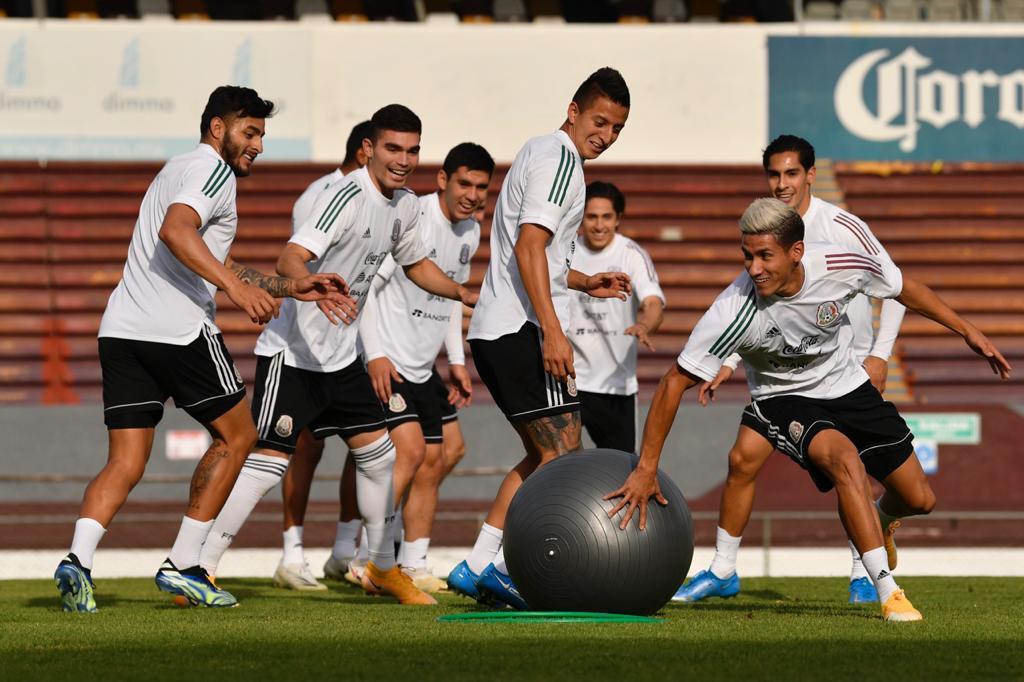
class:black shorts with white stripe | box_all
[99,328,245,429]
[432,366,459,424]
[740,380,913,493]
[384,368,451,443]
[251,353,386,454]
[469,322,579,423]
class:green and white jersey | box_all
[254,167,426,373]
[468,130,585,340]
[678,241,903,401]
[99,143,237,345]
[292,168,345,231]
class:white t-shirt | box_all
[254,167,426,372]
[359,193,480,383]
[468,130,585,340]
[99,143,237,345]
[677,241,904,401]
[292,168,345,231]
[568,234,665,395]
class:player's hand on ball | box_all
[604,468,668,531]
[367,357,402,403]
[698,365,734,406]
[585,271,632,300]
[963,326,1012,379]
[624,322,655,351]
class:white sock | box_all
[69,518,106,570]
[333,520,361,560]
[402,537,430,570]
[396,529,406,566]
[876,497,900,529]
[709,526,742,579]
[466,523,503,575]
[849,540,869,580]
[282,525,304,565]
[168,516,214,570]
[197,453,288,574]
[861,546,898,603]
[491,546,507,574]
[356,526,369,562]
[352,434,397,570]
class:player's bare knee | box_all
[912,485,936,515]
[446,440,466,467]
[727,447,760,481]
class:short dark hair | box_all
[369,104,422,141]
[763,134,815,172]
[572,67,630,111]
[343,120,374,165]
[442,142,495,177]
[585,181,626,215]
[200,86,275,136]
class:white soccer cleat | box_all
[401,566,447,593]
[273,561,328,591]
[323,554,354,582]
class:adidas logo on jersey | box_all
[362,228,371,238]
[428,248,438,258]
[765,326,781,339]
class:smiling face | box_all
[565,95,629,161]
[216,115,265,177]
[581,196,619,251]
[363,129,420,197]
[741,233,804,298]
[765,151,815,215]
[438,166,491,223]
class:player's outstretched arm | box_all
[624,296,665,351]
[603,364,700,530]
[568,269,632,300]
[274,243,357,325]
[897,277,1011,379]
[403,258,476,307]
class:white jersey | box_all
[360,193,480,383]
[292,168,345,231]
[99,143,237,345]
[568,234,665,395]
[254,167,426,372]
[468,130,585,340]
[678,242,904,401]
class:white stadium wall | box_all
[0,20,1023,163]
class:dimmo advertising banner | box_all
[769,36,1024,161]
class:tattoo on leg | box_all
[189,439,231,511]
[523,412,582,458]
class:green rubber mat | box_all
[437,611,662,623]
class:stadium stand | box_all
[0,160,1020,406]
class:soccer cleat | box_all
[476,563,529,611]
[273,561,328,591]
[446,560,482,600]
[361,562,437,605]
[322,554,353,582]
[401,565,447,593]
[883,520,901,571]
[344,557,367,588]
[848,577,879,603]
[155,559,238,608]
[881,588,922,622]
[671,570,741,603]
[54,553,97,613]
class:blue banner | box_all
[769,37,1024,161]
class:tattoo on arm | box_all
[228,261,293,298]
[522,411,582,458]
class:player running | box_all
[54,86,350,612]
[447,67,633,609]
[606,198,1011,622]
[569,181,665,452]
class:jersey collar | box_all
[554,129,582,162]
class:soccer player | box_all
[446,67,633,609]
[357,142,495,592]
[569,181,665,452]
[273,119,374,591]
[53,86,351,612]
[606,198,1011,622]
[197,104,476,606]
[673,135,908,605]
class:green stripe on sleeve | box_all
[203,163,232,198]
[546,146,567,203]
[555,155,576,206]
[708,291,756,357]
[313,185,353,232]
[317,186,361,233]
[200,161,224,195]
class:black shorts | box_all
[384,368,452,444]
[579,390,637,453]
[740,380,913,493]
[469,322,579,422]
[99,329,246,429]
[252,353,386,454]
[435,366,458,425]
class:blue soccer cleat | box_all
[848,576,879,603]
[155,559,238,608]
[671,569,741,603]
[446,560,482,600]
[54,553,97,613]
[476,563,529,611]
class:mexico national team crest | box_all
[459,243,470,265]
[391,219,401,242]
[388,393,407,413]
[565,375,578,397]
[815,301,842,328]
[788,420,804,443]
[275,415,294,438]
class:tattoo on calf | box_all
[524,412,582,458]
[188,439,232,511]
[229,261,292,298]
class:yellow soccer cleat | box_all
[362,562,438,605]
[881,589,922,622]
[401,566,447,593]
[883,520,901,570]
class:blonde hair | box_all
[739,198,804,247]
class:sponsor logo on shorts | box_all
[388,393,407,412]
[275,415,293,438]
[566,375,578,397]
[391,219,401,242]
[788,420,804,442]
[459,243,470,265]
[816,301,842,328]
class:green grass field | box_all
[3,577,1022,681]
